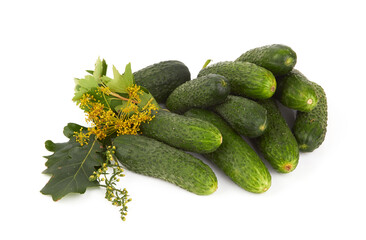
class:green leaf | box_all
[100,75,112,85]
[72,75,99,102]
[93,57,107,82]
[122,62,135,85]
[63,123,86,138]
[43,139,79,169]
[104,64,134,94]
[80,75,99,89]
[138,90,160,110]
[103,66,125,93]
[41,135,103,201]
[73,58,108,102]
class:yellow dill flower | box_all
[127,85,141,103]
[121,101,139,115]
[74,128,91,146]
[75,84,158,145]
[79,93,95,109]
[99,86,112,95]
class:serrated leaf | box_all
[79,75,99,89]
[73,58,108,102]
[72,75,99,102]
[100,75,112,85]
[105,64,134,94]
[41,135,103,201]
[123,62,134,85]
[138,90,160,110]
[44,140,73,156]
[63,123,86,138]
[93,57,107,82]
[43,139,79,169]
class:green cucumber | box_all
[293,82,328,152]
[275,69,318,112]
[134,60,191,103]
[140,110,222,153]
[198,61,276,99]
[236,44,297,76]
[114,135,218,195]
[166,74,230,114]
[213,95,267,138]
[184,108,271,193]
[253,99,299,173]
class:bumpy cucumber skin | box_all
[140,110,222,154]
[253,99,299,173]
[198,61,276,100]
[184,108,271,193]
[275,69,319,112]
[166,74,230,114]
[293,82,328,152]
[114,135,218,195]
[134,60,190,103]
[236,44,297,76]
[213,95,267,138]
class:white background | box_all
[1,0,365,239]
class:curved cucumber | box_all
[134,60,191,103]
[140,110,222,154]
[166,74,230,114]
[114,135,218,195]
[236,44,297,76]
[293,82,328,152]
[253,99,299,173]
[213,95,267,138]
[184,108,271,193]
[275,69,318,112]
[198,61,276,99]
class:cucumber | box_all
[184,108,271,193]
[198,61,276,100]
[275,69,318,112]
[253,99,299,173]
[166,74,230,114]
[140,110,222,153]
[134,60,191,103]
[114,135,218,195]
[213,95,267,138]
[293,82,328,152]
[236,44,297,76]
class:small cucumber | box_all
[253,99,299,173]
[134,60,191,103]
[293,82,328,152]
[140,110,222,154]
[236,44,297,76]
[275,69,318,112]
[213,95,267,138]
[114,135,218,195]
[198,61,276,100]
[184,108,271,193]
[166,74,230,114]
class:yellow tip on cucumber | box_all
[285,57,294,66]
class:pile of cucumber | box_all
[114,44,328,195]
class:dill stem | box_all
[109,92,138,104]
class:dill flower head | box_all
[74,84,158,145]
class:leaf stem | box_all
[109,91,138,104]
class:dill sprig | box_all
[74,85,158,146]
[89,146,131,221]
[71,59,159,221]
